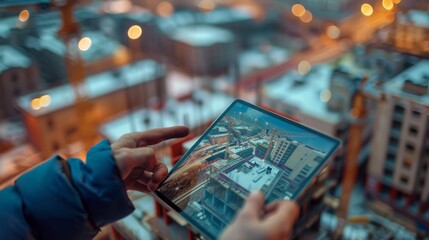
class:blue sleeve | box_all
[0,140,135,239]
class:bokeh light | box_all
[127,25,142,40]
[320,89,332,102]
[326,25,341,39]
[298,60,312,75]
[156,1,175,17]
[361,3,374,17]
[40,95,51,108]
[78,37,92,51]
[300,11,313,23]
[291,4,306,17]
[18,10,30,22]
[382,0,394,10]
[198,0,216,12]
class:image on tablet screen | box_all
[158,101,338,237]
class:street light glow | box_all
[40,95,51,107]
[361,3,373,16]
[326,25,341,39]
[198,0,216,12]
[78,37,92,51]
[291,4,305,17]
[298,60,312,75]
[320,89,332,102]
[128,25,142,40]
[18,10,30,22]
[300,11,313,23]
[382,0,394,10]
[31,98,41,110]
[392,0,401,4]
[156,1,174,17]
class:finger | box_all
[237,191,265,220]
[115,147,156,179]
[128,181,151,193]
[136,171,153,185]
[127,126,189,147]
[147,163,168,192]
[264,200,282,216]
[261,201,299,237]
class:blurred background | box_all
[0,0,428,239]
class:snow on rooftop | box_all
[0,45,31,73]
[384,60,429,105]
[17,59,163,116]
[230,145,252,154]
[25,30,121,61]
[169,25,234,47]
[224,157,279,191]
[264,64,342,124]
[399,10,429,28]
[239,46,291,75]
[99,91,234,141]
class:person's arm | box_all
[0,126,189,240]
[220,191,300,240]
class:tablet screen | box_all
[155,100,340,238]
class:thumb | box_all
[114,147,155,179]
[237,191,265,220]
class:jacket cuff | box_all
[67,140,135,228]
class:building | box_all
[255,142,269,159]
[209,133,229,145]
[16,59,166,157]
[379,10,429,57]
[0,45,39,119]
[167,25,236,76]
[366,60,429,226]
[227,145,253,159]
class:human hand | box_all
[111,126,189,193]
[220,191,300,240]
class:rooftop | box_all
[384,60,429,105]
[25,30,122,61]
[169,25,234,47]
[0,45,31,73]
[100,91,234,141]
[398,10,429,28]
[17,59,164,116]
[264,64,342,125]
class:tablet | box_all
[155,99,341,239]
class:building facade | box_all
[367,60,429,225]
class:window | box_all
[384,168,393,178]
[412,109,421,118]
[400,176,409,185]
[392,119,402,129]
[406,143,415,152]
[394,104,405,114]
[409,125,418,135]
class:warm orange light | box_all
[298,60,312,75]
[291,4,305,17]
[320,89,332,102]
[198,0,216,12]
[361,3,373,16]
[127,25,142,40]
[31,98,41,110]
[18,10,30,22]
[392,0,401,4]
[382,0,394,10]
[156,1,174,17]
[78,37,92,51]
[300,11,313,23]
[40,95,51,107]
[326,25,341,39]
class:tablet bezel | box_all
[153,99,341,239]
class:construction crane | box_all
[2,1,94,154]
[225,116,241,143]
[263,129,277,161]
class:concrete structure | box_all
[17,59,165,157]
[367,60,429,225]
[0,45,39,119]
[380,10,429,57]
[167,25,236,76]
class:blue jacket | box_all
[0,140,135,239]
